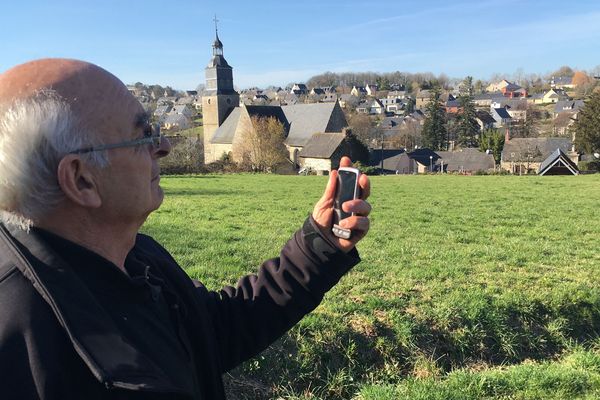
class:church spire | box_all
[212,15,223,56]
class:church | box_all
[202,29,349,169]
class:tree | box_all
[573,92,600,153]
[348,113,380,146]
[234,116,289,172]
[404,97,415,115]
[455,77,480,148]
[159,138,204,174]
[421,87,447,150]
[551,66,574,77]
[479,129,504,164]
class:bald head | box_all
[0,59,140,133]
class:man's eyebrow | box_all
[134,112,151,129]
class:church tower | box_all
[203,18,240,163]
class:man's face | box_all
[92,91,171,227]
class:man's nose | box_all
[154,135,172,158]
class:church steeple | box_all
[203,16,240,163]
[212,16,223,56]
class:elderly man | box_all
[0,59,371,399]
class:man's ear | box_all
[57,155,102,208]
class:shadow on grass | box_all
[225,296,600,399]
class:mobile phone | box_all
[332,167,361,239]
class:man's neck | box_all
[36,212,140,271]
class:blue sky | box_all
[1,0,599,90]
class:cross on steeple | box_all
[213,15,219,35]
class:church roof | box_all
[281,102,344,147]
[210,108,242,144]
[299,132,345,159]
[207,55,231,68]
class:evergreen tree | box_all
[404,97,415,115]
[573,91,600,154]
[421,87,447,150]
[456,76,480,148]
[479,129,505,164]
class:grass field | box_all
[141,173,600,399]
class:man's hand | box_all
[312,156,371,252]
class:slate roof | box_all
[552,76,573,86]
[538,148,579,175]
[154,105,171,116]
[282,102,345,147]
[368,149,406,171]
[554,99,585,114]
[298,132,345,159]
[407,148,440,165]
[172,105,191,114]
[164,113,190,126]
[210,108,242,144]
[493,108,512,119]
[502,137,572,162]
[476,110,496,125]
[436,148,495,172]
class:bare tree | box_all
[233,116,289,172]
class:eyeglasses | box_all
[69,124,162,154]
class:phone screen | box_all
[336,170,358,220]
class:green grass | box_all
[170,125,203,139]
[141,174,600,399]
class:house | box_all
[436,148,495,173]
[491,107,512,128]
[554,99,585,118]
[415,90,431,109]
[531,89,569,104]
[365,84,379,96]
[356,100,370,114]
[310,88,326,96]
[383,98,404,114]
[368,149,407,173]
[538,148,579,175]
[501,83,527,98]
[473,93,504,107]
[298,129,365,173]
[475,110,496,131]
[338,94,357,108]
[351,86,367,97]
[153,105,172,121]
[550,76,575,90]
[500,137,578,173]
[369,99,385,115]
[171,104,194,119]
[163,113,191,131]
[321,93,338,103]
[445,99,462,114]
[290,83,308,95]
[396,148,440,174]
[387,90,407,99]
[486,79,512,92]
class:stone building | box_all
[202,30,348,167]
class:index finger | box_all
[339,156,352,168]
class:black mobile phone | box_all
[332,167,361,239]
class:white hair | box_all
[0,91,109,229]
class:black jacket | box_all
[0,218,359,399]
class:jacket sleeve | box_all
[198,216,360,372]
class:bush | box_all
[160,137,203,174]
[579,160,600,172]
